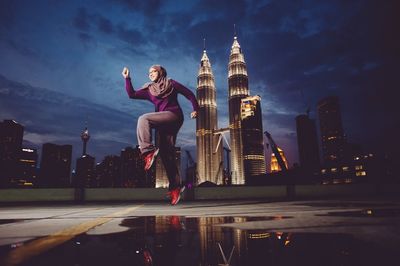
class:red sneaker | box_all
[166,186,185,199]
[170,187,181,205]
[143,148,159,171]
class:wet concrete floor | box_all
[0,198,399,265]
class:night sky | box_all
[1,0,399,168]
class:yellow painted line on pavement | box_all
[3,205,144,266]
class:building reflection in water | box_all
[122,215,290,265]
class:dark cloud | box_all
[114,0,162,16]
[195,0,247,20]
[73,7,91,32]
[3,39,38,58]
[0,0,19,30]
[264,112,297,132]
[115,23,145,48]
[246,1,303,33]
[72,7,144,51]
[78,32,94,44]
[97,16,114,34]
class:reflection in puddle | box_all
[295,202,396,208]
[319,208,400,218]
[0,219,21,225]
[16,216,397,266]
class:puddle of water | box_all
[5,216,397,266]
[0,219,23,225]
[295,202,396,208]
[318,208,400,218]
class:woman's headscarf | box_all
[144,65,174,98]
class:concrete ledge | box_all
[0,188,75,202]
[1,184,399,203]
[85,188,169,201]
[193,186,287,200]
[295,183,377,198]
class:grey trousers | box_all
[137,111,183,190]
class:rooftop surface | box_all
[0,196,399,265]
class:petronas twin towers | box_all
[196,36,266,185]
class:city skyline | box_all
[0,0,398,166]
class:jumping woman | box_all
[122,65,198,205]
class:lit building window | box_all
[321,169,326,174]
[342,166,349,171]
[331,168,337,173]
[355,165,363,170]
[356,171,367,176]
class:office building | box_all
[317,96,347,165]
[39,143,72,187]
[241,95,266,177]
[296,113,320,173]
[0,119,24,187]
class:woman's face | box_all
[149,67,159,82]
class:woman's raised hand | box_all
[122,67,130,78]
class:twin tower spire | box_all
[196,36,265,185]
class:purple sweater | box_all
[125,78,199,119]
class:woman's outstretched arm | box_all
[122,67,149,100]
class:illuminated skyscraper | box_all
[241,95,266,177]
[317,96,347,165]
[228,36,249,184]
[196,49,223,185]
